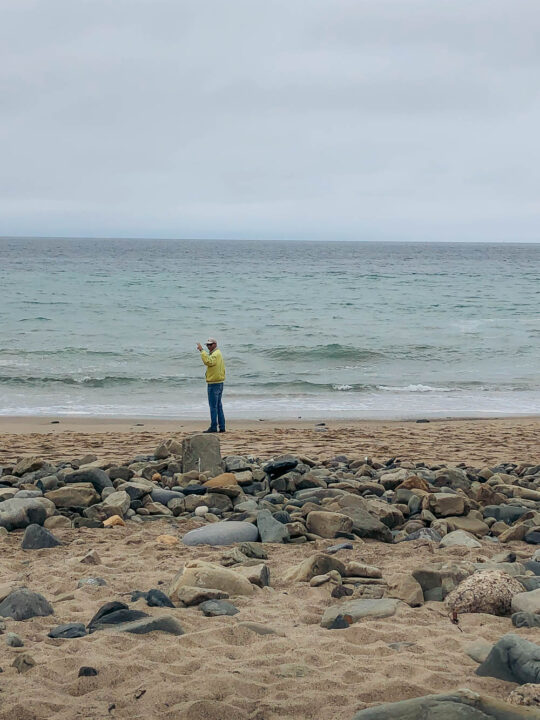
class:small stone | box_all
[80,549,101,565]
[512,612,540,628]
[310,571,341,587]
[103,515,125,527]
[77,577,107,588]
[21,524,62,550]
[326,542,354,554]
[12,653,36,673]
[439,530,482,548]
[331,585,353,599]
[156,534,178,546]
[174,586,229,606]
[146,589,175,608]
[113,615,184,635]
[199,599,239,616]
[78,666,98,676]
[194,505,209,516]
[6,632,23,647]
[48,623,88,639]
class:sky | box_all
[1,1,539,242]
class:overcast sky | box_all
[1,1,539,242]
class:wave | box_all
[378,384,453,393]
[0,347,129,358]
[258,344,385,362]
[0,374,193,388]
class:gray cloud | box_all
[1,0,539,240]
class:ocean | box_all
[0,238,538,419]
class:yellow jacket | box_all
[200,348,225,383]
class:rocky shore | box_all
[1,433,540,719]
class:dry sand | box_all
[1,417,540,719]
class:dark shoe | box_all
[219,429,226,433]
[203,428,218,433]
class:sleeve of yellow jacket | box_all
[200,349,226,383]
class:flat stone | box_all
[257,509,289,543]
[12,653,35,674]
[169,560,254,598]
[512,589,540,615]
[45,484,100,508]
[87,601,149,632]
[182,521,258,547]
[199,599,239,616]
[440,530,482,548]
[0,588,54,620]
[476,633,540,684]
[21,524,62,550]
[173,586,229,606]
[182,434,222,476]
[321,598,401,628]
[63,468,113,493]
[48,623,88,639]
[112,615,184,635]
[13,457,46,476]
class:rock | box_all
[512,612,540,628]
[483,505,530,524]
[44,516,71,530]
[235,563,270,588]
[310,570,342,587]
[182,434,222,476]
[80,549,101,565]
[6,632,24,647]
[424,492,466,517]
[194,505,209,517]
[78,666,98,676]
[21,524,62,550]
[344,562,381,578]
[199,599,239,616]
[284,553,346,582]
[173,586,229,606]
[102,490,130,516]
[507,684,540,708]
[525,531,540,545]
[512,589,540,615]
[331,585,353,598]
[331,505,392,542]
[112,615,184,635]
[63,468,113,493]
[13,457,46,476]
[12,653,35,674]
[0,497,56,531]
[388,575,424,607]
[182,521,258,547]
[0,588,54,620]
[321,598,401,628]
[264,458,298,478]
[446,570,525,616]
[87,601,149,631]
[257,509,289,543]
[440,530,482,548]
[399,527,442,542]
[48,623,88,639]
[237,621,285,636]
[103,515,125,527]
[525,561,540,576]
[146,589,175,608]
[465,639,493,663]
[203,473,242,496]
[326,542,354,554]
[412,561,476,600]
[45,484,100,507]
[352,688,538,718]
[169,560,255,598]
[476,633,540,684]
[77,577,107,588]
[118,480,153,500]
[305,511,353,538]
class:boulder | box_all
[63,468,113,493]
[446,570,525,616]
[476,633,540,685]
[424,492,466,517]
[331,505,392,542]
[235,563,270,588]
[102,490,130,516]
[182,521,258,547]
[0,497,56,531]
[440,530,482,548]
[257,509,289,543]
[0,588,54,620]
[21,524,62,550]
[306,511,353,538]
[182,434,222,476]
[321,598,401,628]
[169,560,255,598]
[45,484,99,508]
[512,589,540,615]
[352,688,539,719]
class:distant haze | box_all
[1,1,539,241]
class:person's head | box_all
[206,337,217,351]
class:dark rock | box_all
[87,601,149,632]
[328,615,350,630]
[21,524,62,550]
[352,689,534,718]
[272,510,291,524]
[199,599,239,616]
[72,517,103,529]
[482,505,529,524]
[257,509,289,543]
[512,612,540,629]
[108,466,134,481]
[146,589,175,608]
[331,585,353,599]
[521,577,540,592]
[63,468,113,493]
[476,633,540,684]
[525,531,540,545]
[264,458,298,479]
[524,560,540,576]
[78,666,98,676]
[48,623,88,639]
[182,485,207,496]
[114,615,184,635]
[337,506,393,543]
[0,588,54,620]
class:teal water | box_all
[0,238,539,418]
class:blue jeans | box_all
[207,382,225,431]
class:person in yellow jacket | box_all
[196,337,226,433]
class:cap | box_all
[206,338,217,345]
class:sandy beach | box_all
[1,417,540,720]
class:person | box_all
[196,338,226,433]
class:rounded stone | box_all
[182,521,258,546]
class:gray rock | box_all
[483,505,529,524]
[6,632,24,647]
[257,509,289,543]
[0,497,56,531]
[12,457,46,476]
[183,521,258,547]
[399,527,442,543]
[512,589,540,615]
[77,577,107,588]
[326,542,354,554]
[476,633,540,684]
[224,456,251,472]
[321,598,401,628]
[113,615,184,635]
[63,468,113,493]
[199,599,239,616]
[524,560,540,576]
[150,488,184,506]
[182,434,222,476]
[14,490,43,499]
[335,506,393,543]
[48,623,87,639]
[21,524,62,550]
[465,639,493,663]
[440,530,482,549]
[352,688,538,719]
[0,588,54,620]
[87,601,148,631]
[512,612,540,629]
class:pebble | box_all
[6,632,23,647]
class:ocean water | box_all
[0,238,539,419]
